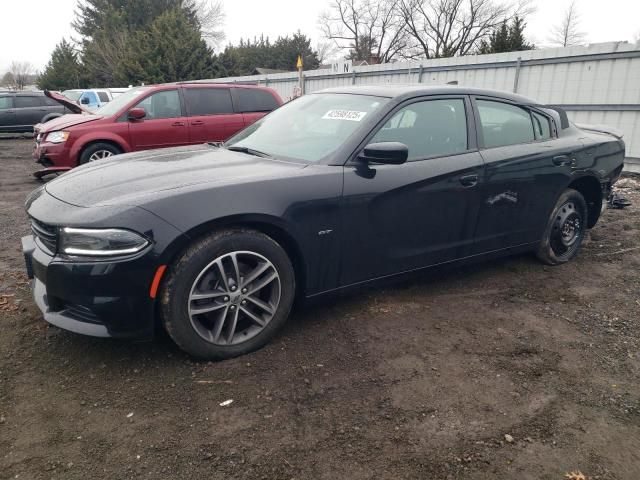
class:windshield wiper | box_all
[225,145,272,158]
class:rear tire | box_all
[79,142,122,164]
[160,229,295,360]
[536,188,588,265]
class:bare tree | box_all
[319,0,409,63]
[398,0,531,58]
[8,61,35,90]
[316,41,341,64]
[548,1,585,47]
[186,0,225,48]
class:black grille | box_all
[62,304,102,324]
[30,218,58,254]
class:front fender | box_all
[70,131,132,164]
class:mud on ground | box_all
[1,138,639,480]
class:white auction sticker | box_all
[322,109,367,121]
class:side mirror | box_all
[128,107,146,120]
[359,142,408,165]
[80,97,90,105]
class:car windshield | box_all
[225,93,389,163]
[62,90,82,101]
[94,87,150,116]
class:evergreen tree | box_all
[478,16,534,54]
[220,32,319,76]
[117,8,223,84]
[37,39,84,90]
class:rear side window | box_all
[0,96,13,109]
[371,99,468,160]
[97,92,110,102]
[184,88,233,115]
[532,111,551,140]
[232,88,279,113]
[15,96,43,108]
[477,100,535,148]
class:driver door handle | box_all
[459,174,478,188]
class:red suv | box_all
[33,83,282,179]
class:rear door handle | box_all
[191,120,204,126]
[171,121,185,127]
[459,174,478,188]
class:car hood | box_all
[44,89,92,114]
[37,113,102,133]
[44,144,309,208]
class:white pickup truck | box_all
[61,88,129,111]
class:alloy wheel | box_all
[88,149,114,162]
[187,251,281,345]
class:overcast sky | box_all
[1,0,639,74]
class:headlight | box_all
[46,131,70,143]
[59,227,149,256]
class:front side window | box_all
[371,99,468,160]
[184,88,233,115]
[477,100,535,148]
[134,90,182,120]
[226,93,388,163]
[0,96,13,109]
[532,111,552,140]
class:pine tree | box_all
[37,39,84,90]
[478,16,534,54]
[117,8,223,85]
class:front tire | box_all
[79,142,122,164]
[160,229,295,360]
[536,188,588,265]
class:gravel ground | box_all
[1,138,639,480]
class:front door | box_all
[340,96,484,286]
[129,89,190,150]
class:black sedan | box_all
[23,85,625,359]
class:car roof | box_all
[316,85,538,105]
[10,91,45,96]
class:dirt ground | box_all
[0,137,639,480]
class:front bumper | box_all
[33,140,73,168]
[22,234,157,340]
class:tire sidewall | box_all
[160,229,295,360]
[537,188,588,265]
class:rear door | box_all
[183,87,242,143]
[14,95,48,127]
[128,89,190,150]
[0,95,16,130]
[231,88,280,127]
[471,97,573,253]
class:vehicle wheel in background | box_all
[160,229,296,360]
[40,113,62,124]
[536,188,588,265]
[79,142,122,164]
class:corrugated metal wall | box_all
[204,42,640,166]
